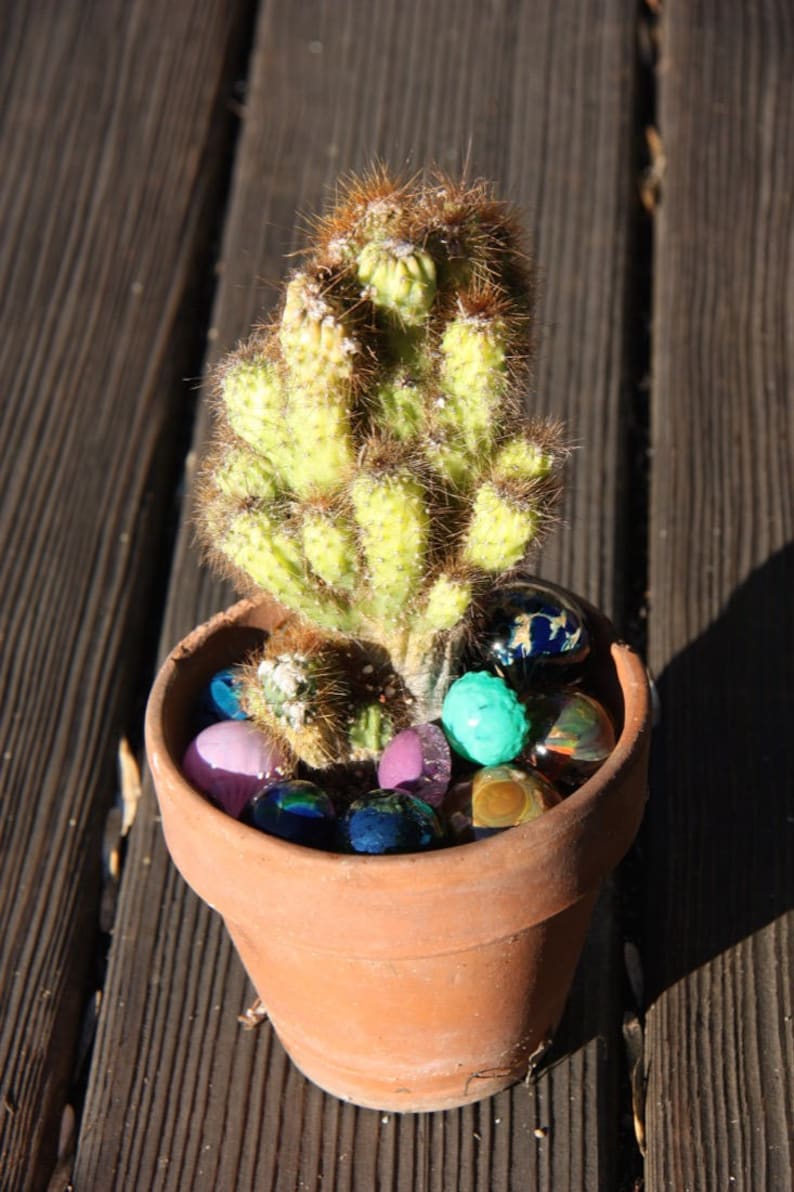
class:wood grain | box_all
[0,1,254,1187]
[75,0,640,1187]
[645,2,794,1187]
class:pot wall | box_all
[146,596,650,1111]
[228,891,598,1109]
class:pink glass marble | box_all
[182,720,290,819]
[377,723,452,807]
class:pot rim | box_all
[145,593,651,904]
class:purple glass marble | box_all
[182,720,290,819]
[377,723,452,807]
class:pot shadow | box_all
[642,541,794,1003]
[536,543,794,1068]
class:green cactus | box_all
[197,171,566,765]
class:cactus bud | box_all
[213,445,279,504]
[285,385,355,497]
[437,313,509,449]
[347,702,400,760]
[463,482,538,572]
[415,574,473,633]
[280,272,359,390]
[493,435,556,483]
[357,241,437,325]
[372,371,426,441]
[222,509,304,599]
[240,623,412,767]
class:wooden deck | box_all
[1,1,792,1188]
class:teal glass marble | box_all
[441,671,529,766]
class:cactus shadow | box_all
[643,541,794,1002]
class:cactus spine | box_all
[197,170,566,766]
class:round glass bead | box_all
[182,720,290,819]
[248,779,336,849]
[338,791,444,855]
[441,671,529,766]
[377,723,452,807]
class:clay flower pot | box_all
[145,592,650,1112]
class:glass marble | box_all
[198,667,248,724]
[522,690,615,788]
[477,580,590,685]
[377,723,452,807]
[182,720,290,819]
[470,765,562,837]
[248,779,336,849]
[441,671,529,766]
[338,791,444,855]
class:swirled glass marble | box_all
[339,791,444,855]
[523,690,615,788]
[248,779,336,848]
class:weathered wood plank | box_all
[646,2,794,1188]
[75,0,640,1187]
[0,1,254,1187]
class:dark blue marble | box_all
[338,791,444,855]
[478,580,590,684]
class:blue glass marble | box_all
[198,667,248,725]
[477,580,589,684]
[248,779,336,849]
[338,791,444,855]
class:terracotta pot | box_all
[145,593,650,1112]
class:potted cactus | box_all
[145,171,651,1111]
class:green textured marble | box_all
[441,671,529,766]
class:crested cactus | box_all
[197,170,567,767]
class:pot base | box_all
[275,1021,537,1112]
